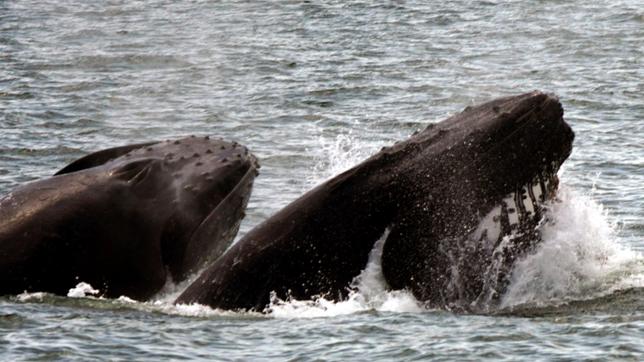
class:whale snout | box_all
[118,136,260,280]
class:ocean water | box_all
[1,0,643,360]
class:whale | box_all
[0,136,259,300]
[176,91,574,312]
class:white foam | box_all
[67,282,100,298]
[16,292,48,302]
[116,296,138,304]
[152,301,257,318]
[500,185,644,308]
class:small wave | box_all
[495,287,644,318]
[0,91,34,100]
[13,287,249,319]
[265,290,423,319]
[75,54,193,70]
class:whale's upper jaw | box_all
[413,91,573,193]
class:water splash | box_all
[305,131,382,188]
[67,282,100,298]
[266,229,422,318]
[500,185,644,309]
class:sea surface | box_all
[1,1,643,360]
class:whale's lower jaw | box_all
[441,171,560,312]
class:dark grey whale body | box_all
[176,91,574,311]
[0,136,258,300]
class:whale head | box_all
[381,91,574,310]
[0,136,258,299]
